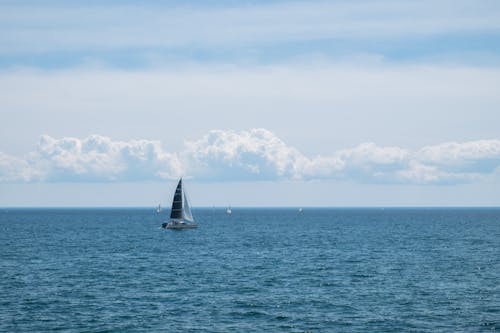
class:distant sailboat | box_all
[161,178,197,229]
[156,204,162,214]
[226,205,232,215]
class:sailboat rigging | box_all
[161,178,197,229]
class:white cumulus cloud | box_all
[4,134,183,182]
[0,151,39,182]
[416,140,500,173]
[183,129,309,180]
[334,142,410,182]
[0,129,499,185]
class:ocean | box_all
[1,208,499,332]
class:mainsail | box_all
[170,178,194,222]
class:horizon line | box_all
[2,205,499,209]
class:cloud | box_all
[1,130,499,185]
[416,140,500,173]
[396,161,480,185]
[1,134,182,182]
[1,1,499,54]
[0,151,39,182]
[334,143,409,183]
[2,63,499,152]
[183,128,310,180]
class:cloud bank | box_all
[1,129,499,185]
[0,135,181,183]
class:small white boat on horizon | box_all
[226,205,232,215]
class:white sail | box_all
[183,191,194,222]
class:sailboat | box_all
[226,205,232,215]
[156,204,162,214]
[161,178,197,229]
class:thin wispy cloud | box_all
[1,0,499,67]
[1,129,499,185]
[2,63,499,112]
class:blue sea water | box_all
[0,207,499,332]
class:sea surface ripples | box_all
[1,208,499,332]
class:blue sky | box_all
[1,0,500,206]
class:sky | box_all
[1,0,500,207]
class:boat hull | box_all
[162,221,198,229]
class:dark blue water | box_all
[1,208,499,332]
